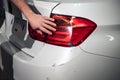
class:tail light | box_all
[28,14,97,47]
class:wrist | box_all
[20,5,36,21]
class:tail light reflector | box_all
[28,14,97,47]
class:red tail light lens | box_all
[28,14,97,47]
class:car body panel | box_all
[33,0,59,17]
[34,0,115,3]
[33,0,120,58]
[0,21,5,34]
[13,44,120,80]
[5,12,45,57]
[0,21,6,70]
[52,0,120,25]
[13,0,120,80]
[0,33,19,69]
[80,24,120,59]
[0,0,120,80]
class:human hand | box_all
[11,0,56,35]
[28,13,56,35]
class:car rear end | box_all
[1,0,120,80]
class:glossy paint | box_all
[0,0,120,80]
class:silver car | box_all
[0,0,120,80]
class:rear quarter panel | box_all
[52,0,120,58]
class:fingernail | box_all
[49,32,52,35]
[52,18,55,20]
[55,24,57,26]
[53,29,56,31]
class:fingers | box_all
[38,16,56,35]
[34,21,56,35]
[39,25,53,35]
[36,30,42,35]
[43,16,55,22]
[43,16,56,27]
[43,23,56,32]
[44,20,56,27]
[30,14,57,35]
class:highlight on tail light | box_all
[28,14,97,47]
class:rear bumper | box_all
[1,35,120,80]
[13,44,120,80]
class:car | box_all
[0,0,120,80]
